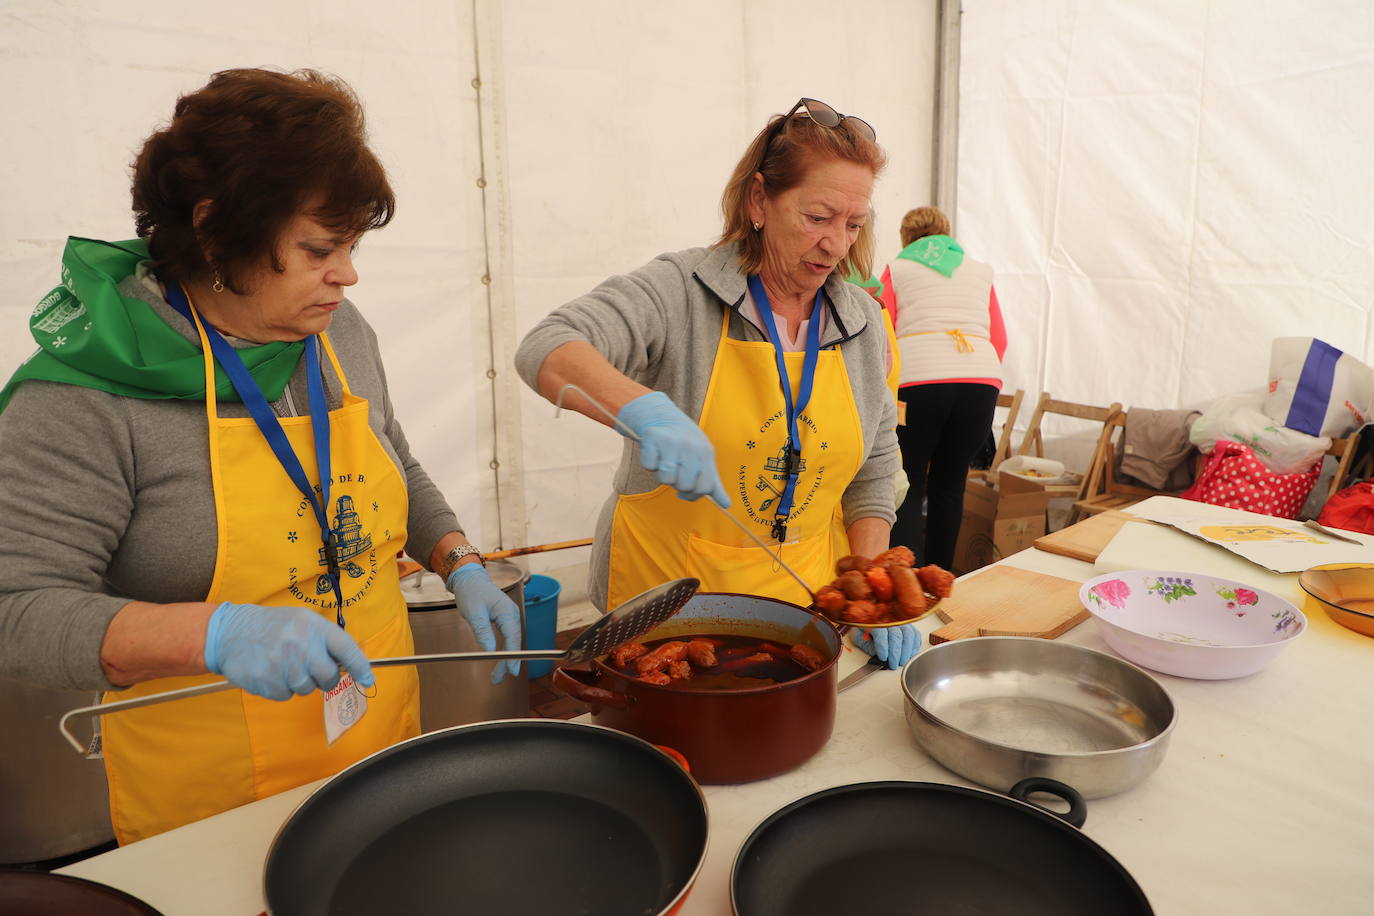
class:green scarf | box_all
[0,237,303,413]
[896,233,964,278]
[843,266,884,293]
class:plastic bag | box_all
[1189,394,1330,474]
[1180,439,1321,519]
[1317,482,1374,535]
[1262,337,1373,439]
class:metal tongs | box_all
[59,577,700,757]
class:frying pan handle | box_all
[1009,777,1088,829]
[551,667,632,709]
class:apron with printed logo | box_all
[100,303,418,844]
[607,297,866,609]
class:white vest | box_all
[888,254,1002,387]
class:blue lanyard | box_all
[746,275,823,543]
[165,284,346,628]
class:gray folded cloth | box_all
[1117,408,1202,490]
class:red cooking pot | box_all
[554,592,841,784]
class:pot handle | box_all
[1009,777,1088,829]
[551,666,632,709]
[653,745,691,773]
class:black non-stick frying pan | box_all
[263,719,707,916]
[732,779,1151,916]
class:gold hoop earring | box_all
[211,272,225,293]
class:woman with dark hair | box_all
[0,68,520,843]
[516,98,920,671]
[884,205,1007,569]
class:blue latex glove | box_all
[447,563,523,684]
[203,601,374,701]
[854,624,921,669]
[617,391,730,508]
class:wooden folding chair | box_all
[988,388,1026,473]
[1323,428,1365,500]
[968,388,1026,483]
[1069,410,1192,523]
[1014,393,1123,504]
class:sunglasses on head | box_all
[763,97,877,150]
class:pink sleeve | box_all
[879,265,898,326]
[988,284,1007,360]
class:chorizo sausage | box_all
[888,563,927,618]
[872,546,916,569]
[917,564,955,599]
[836,570,874,601]
[815,586,849,614]
[840,599,883,624]
[864,565,894,601]
[835,554,873,575]
[789,644,826,671]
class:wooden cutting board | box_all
[1032,510,1138,563]
[929,565,1088,644]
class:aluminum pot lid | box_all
[400,559,528,609]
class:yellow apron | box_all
[607,309,865,608]
[101,311,419,844]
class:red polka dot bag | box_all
[1180,439,1322,519]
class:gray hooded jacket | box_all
[515,243,900,611]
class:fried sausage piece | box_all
[667,660,693,680]
[835,554,873,575]
[815,586,849,615]
[835,570,874,601]
[917,564,955,599]
[840,599,883,624]
[864,565,894,601]
[872,546,916,569]
[611,642,649,668]
[888,563,927,618]
[686,639,718,668]
[635,640,689,676]
[639,671,672,686]
[789,644,826,671]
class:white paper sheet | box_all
[1124,496,1374,573]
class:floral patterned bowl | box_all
[1078,569,1306,679]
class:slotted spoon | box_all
[59,577,700,756]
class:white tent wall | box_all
[0,2,498,552]
[0,2,939,610]
[957,0,1374,465]
[495,0,939,601]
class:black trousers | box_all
[890,383,1000,569]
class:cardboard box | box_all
[953,475,1050,574]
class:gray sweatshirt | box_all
[0,267,460,691]
[514,243,901,611]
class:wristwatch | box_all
[436,544,485,579]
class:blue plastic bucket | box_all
[523,574,562,678]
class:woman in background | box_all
[885,206,1006,569]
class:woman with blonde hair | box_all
[517,98,919,669]
[883,205,1007,568]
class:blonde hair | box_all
[899,206,951,247]
[718,109,886,281]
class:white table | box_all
[60,525,1374,915]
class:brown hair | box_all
[131,68,395,293]
[718,107,886,281]
[899,206,951,247]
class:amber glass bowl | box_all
[1298,564,1374,639]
